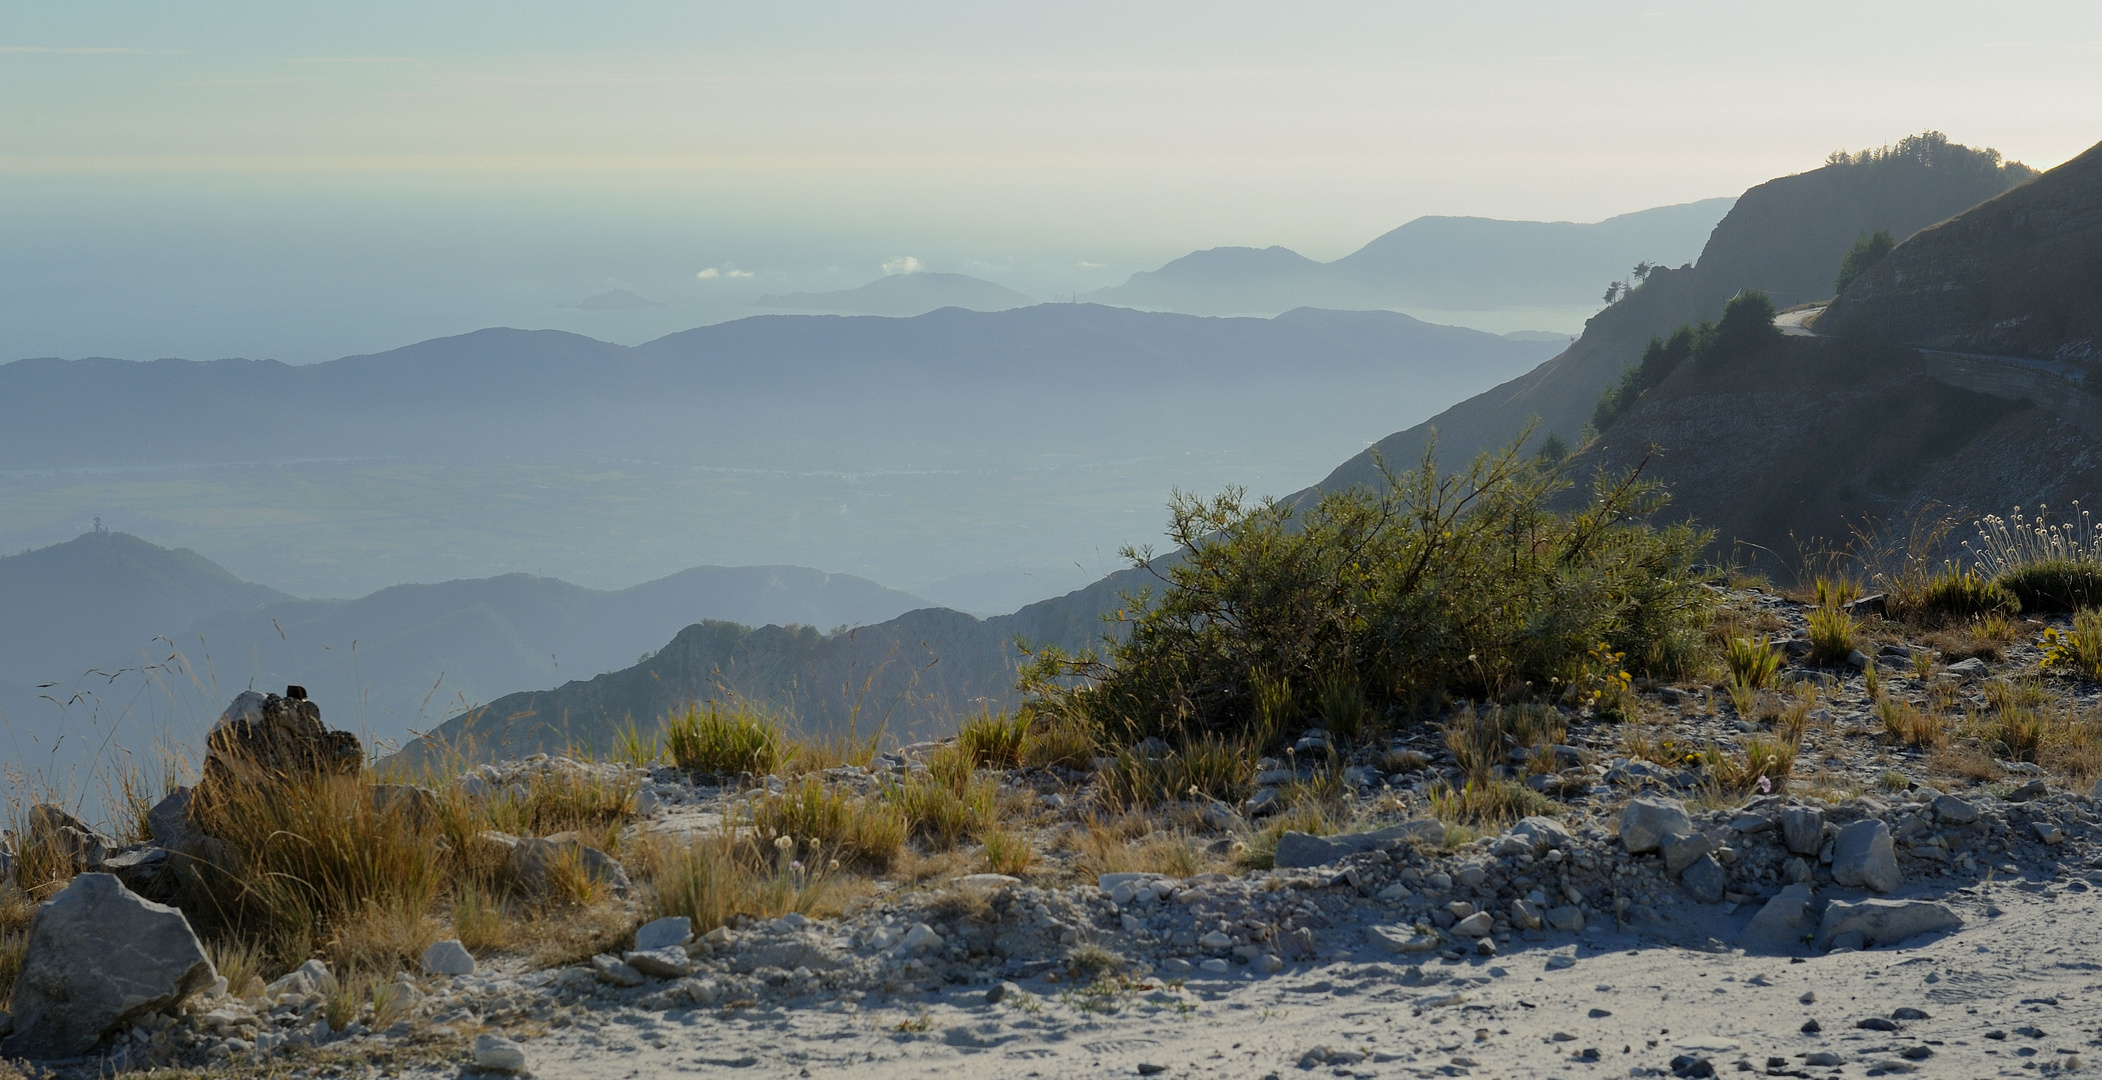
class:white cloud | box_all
[880,256,924,276]
[1077,261,1106,269]
[728,269,752,278]
[696,268,720,279]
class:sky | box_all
[5,1,2102,361]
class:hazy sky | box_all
[7,2,2101,360]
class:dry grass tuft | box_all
[749,777,907,871]
[957,711,1031,770]
[663,702,783,777]
[1877,697,1943,747]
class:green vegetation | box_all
[664,703,783,776]
[1723,635,1781,689]
[1591,291,1782,432]
[1967,506,2102,613]
[1834,230,1896,295]
[1024,435,1714,749]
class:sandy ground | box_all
[422,877,2098,1080]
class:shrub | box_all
[1805,605,1858,666]
[1876,698,1941,747]
[1891,565,2020,624]
[1019,714,1098,770]
[1426,778,1555,826]
[1099,735,1256,808]
[957,710,1030,769]
[890,754,996,851]
[748,777,906,870]
[1022,435,1715,747]
[1997,560,2102,613]
[1723,636,1781,689]
[2041,609,2102,679]
[664,703,782,777]
[1834,230,1895,295]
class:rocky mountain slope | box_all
[1818,138,2102,361]
[1315,133,2039,491]
[1573,137,2102,565]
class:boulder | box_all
[1930,795,1979,826]
[98,846,178,903]
[474,1033,527,1072]
[509,834,632,897]
[1815,899,1960,950]
[591,954,645,987]
[1507,816,1574,854]
[1661,832,1718,875]
[1780,806,1826,856]
[19,804,112,876]
[1680,854,1728,904]
[1510,899,1544,930]
[420,939,475,976]
[1738,883,1815,954]
[3,874,217,1059]
[1830,820,1901,893]
[1452,911,1494,937]
[1616,797,1692,854]
[634,916,693,952]
[623,947,695,979]
[193,690,362,820]
[1545,905,1585,932]
[1271,820,1446,869]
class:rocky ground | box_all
[12,587,2102,1079]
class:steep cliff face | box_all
[1818,139,2102,360]
[1312,135,2039,490]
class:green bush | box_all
[1022,435,1715,746]
[1834,230,1895,295]
[664,703,782,776]
[1591,292,1781,432]
[1889,565,2019,624]
[1996,559,2102,613]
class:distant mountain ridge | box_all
[0,304,1558,472]
[1086,199,1736,315]
[0,533,930,772]
[756,272,1033,317]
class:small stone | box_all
[901,923,944,954]
[1616,797,1693,854]
[986,981,1020,1004]
[1892,1007,1929,1020]
[1452,912,1494,937]
[1830,819,1901,893]
[1805,1051,1840,1065]
[1198,930,1233,949]
[1802,1020,1822,1034]
[1369,926,1440,953]
[2034,821,2065,845]
[1198,958,1231,974]
[1376,882,1414,901]
[1930,795,1979,825]
[473,1033,527,1072]
[591,954,645,987]
[1137,1065,1167,1077]
[1510,899,1544,930]
[1857,1017,1899,1031]
[1661,832,1717,875]
[1679,854,1727,904]
[420,939,476,976]
[1801,991,1816,1004]
[1588,1008,1611,1018]
[1474,937,1496,956]
[633,916,692,952]
[1816,899,1960,950]
[1545,906,1585,933]
[1255,953,1285,972]
[623,947,695,979]
[1900,1045,1933,1060]
[1780,807,1826,856]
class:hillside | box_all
[393,563,1151,765]
[755,272,1033,316]
[0,531,289,687]
[1818,139,2102,359]
[1569,138,2102,567]
[1314,133,2040,491]
[1086,199,1735,315]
